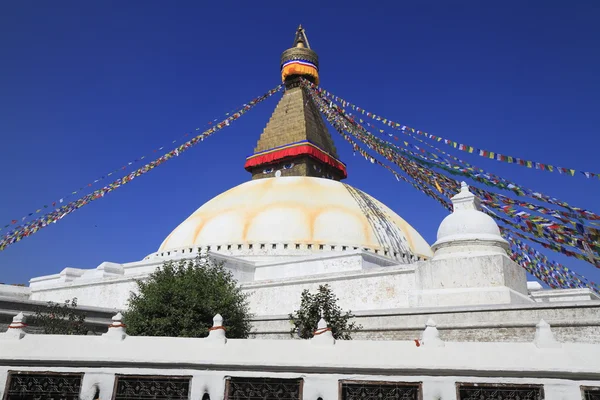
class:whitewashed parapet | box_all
[0,322,596,382]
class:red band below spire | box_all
[244,141,347,178]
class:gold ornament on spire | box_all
[281,25,319,86]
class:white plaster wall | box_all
[30,277,137,309]
[0,284,30,299]
[253,253,365,280]
[410,253,530,307]
[252,252,399,281]
[416,254,527,294]
[408,286,531,308]
[531,288,600,303]
[28,252,410,314]
[29,252,257,309]
[244,267,416,315]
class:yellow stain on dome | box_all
[158,177,432,258]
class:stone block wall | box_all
[250,301,600,343]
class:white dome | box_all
[436,210,502,244]
[156,176,432,260]
[432,182,507,256]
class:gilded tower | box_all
[244,26,347,181]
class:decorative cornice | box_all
[244,141,347,178]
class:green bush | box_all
[289,284,361,340]
[124,257,252,338]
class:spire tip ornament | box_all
[281,26,319,86]
[245,27,345,181]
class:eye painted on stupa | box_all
[283,163,294,170]
[263,168,274,174]
[313,165,322,172]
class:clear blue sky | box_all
[1,1,599,285]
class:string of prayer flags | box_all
[302,80,600,222]
[506,233,599,293]
[399,130,600,226]
[307,80,598,234]
[304,80,600,267]
[309,81,599,181]
[315,85,598,293]
[0,85,283,252]
[332,116,599,292]
[0,97,266,234]
[361,120,600,259]
[362,115,600,224]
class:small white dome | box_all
[436,209,502,244]
[432,182,507,257]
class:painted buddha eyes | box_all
[263,163,293,174]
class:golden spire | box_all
[243,26,346,181]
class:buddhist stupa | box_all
[157,25,432,263]
[19,28,598,345]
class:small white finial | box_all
[450,181,481,211]
[207,313,227,343]
[102,312,127,341]
[312,318,334,345]
[421,319,444,347]
[534,319,561,348]
[317,317,327,330]
[0,312,27,340]
[13,312,26,325]
[213,314,223,327]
